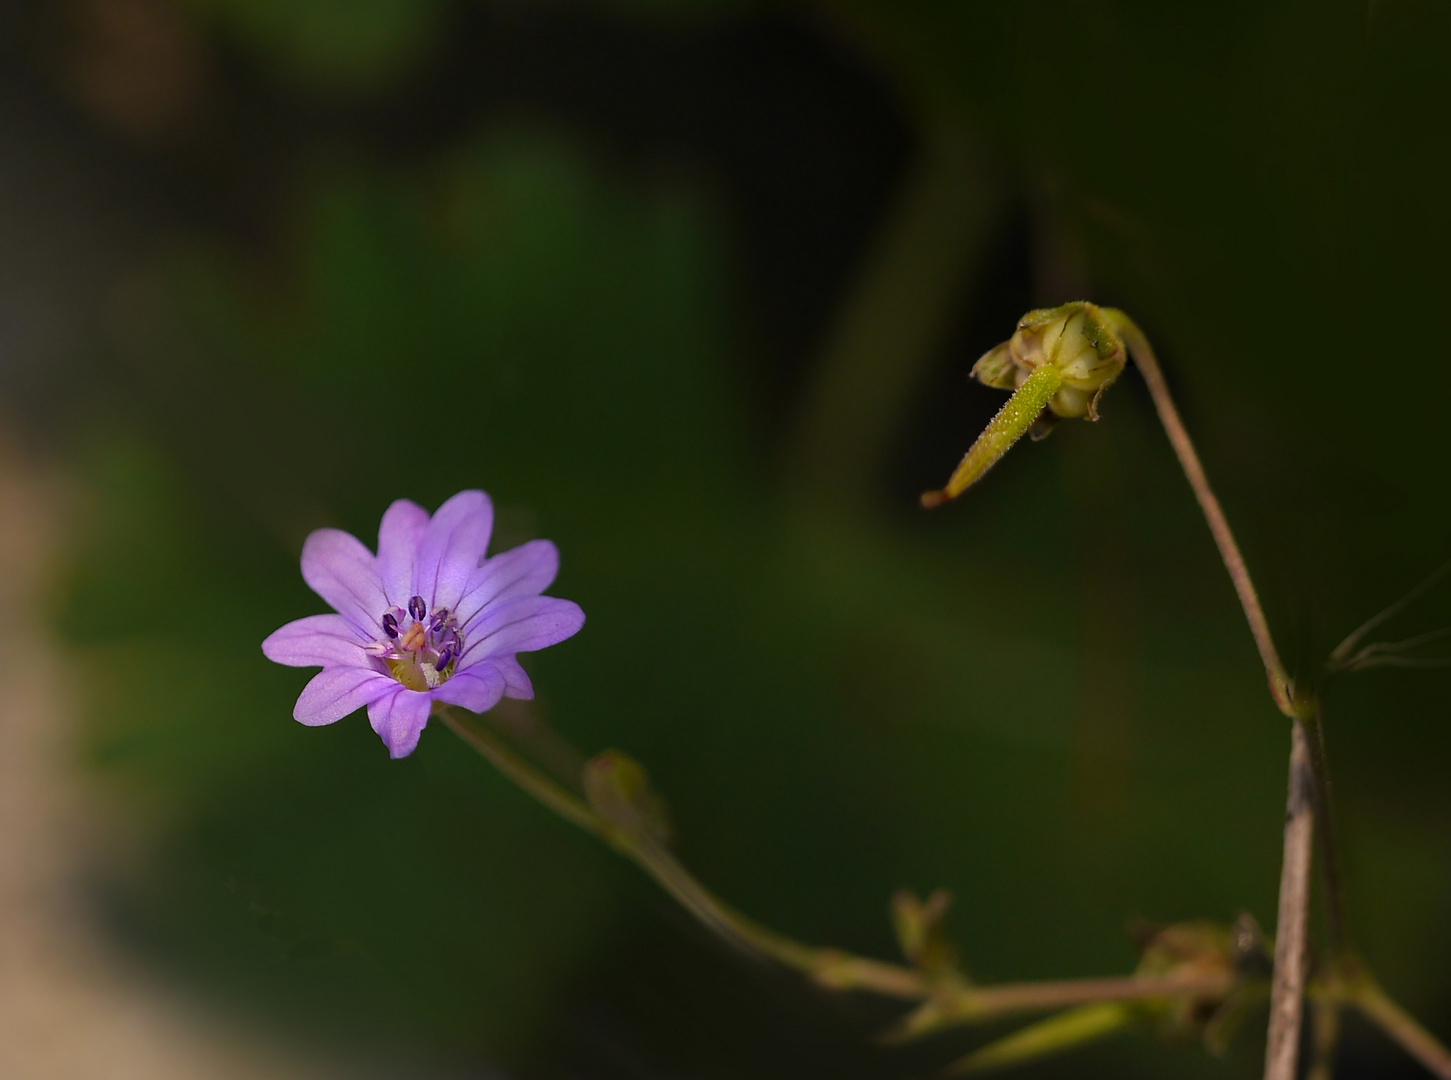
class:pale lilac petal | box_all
[454,540,560,631]
[430,664,506,714]
[366,687,433,758]
[412,490,494,615]
[301,528,388,636]
[293,666,396,727]
[377,499,428,606]
[492,655,535,700]
[267,490,583,761]
[458,596,585,668]
[262,614,369,668]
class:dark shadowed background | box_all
[1,1,1448,1077]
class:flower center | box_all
[368,594,464,692]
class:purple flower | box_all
[262,491,584,758]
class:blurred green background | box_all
[3,0,1449,1076]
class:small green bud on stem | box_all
[891,888,961,979]
[583,749,672,844]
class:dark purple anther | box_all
[381,613,399,638]
[429,608,450,630]
[408,595,427,621]
[435,647,453,669]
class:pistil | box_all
[373,594,464,691]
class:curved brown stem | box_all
[438,706,841,982]
[1106,310,1304,720]
[1102,311,1319,1080]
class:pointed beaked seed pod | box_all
[921,366,1064,507]
[922,302,1127,507]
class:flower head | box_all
[921,302,1128,507]
[262,491,584,758]
[972,302,1126,420]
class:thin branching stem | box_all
[1107,312,1318,1080]
[949,971,1233,1018]
[439,304,1451,1075]
[1355,626,1451,658]
[1331,624,1451,675]
[1344,653,1451,672]
[1328,560,1451,671]
[438,705,1247,1022]
[889,970,1238,1041]
[437,706,834,979]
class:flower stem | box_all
[889,970,1238,1042]
[439,705,1247,1022]
[437,705,921,997]
[1104,310,1304,719]
[958,969,1236,1017]
[1103,311,1325,1080]
[439,705,606,838]
[1102,316,1451,1080]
